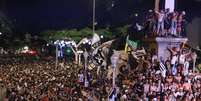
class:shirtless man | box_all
[155,10,165,36]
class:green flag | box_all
[126,36,139,49]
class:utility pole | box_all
[93,0,96,34]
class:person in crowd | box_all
[155,10,165,36]
[177,11,186,37]
[171,11,178,37]
[145,9,187,37]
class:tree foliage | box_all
[0,12,13,34]
[40,25,133,43]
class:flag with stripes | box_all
[159,62,167,78]
[108,88,117,101]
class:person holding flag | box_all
[124,35,139,53]
[159,60,167,78]
[108,87,117,101]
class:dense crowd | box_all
[0,44,200,101]
[0,9,198,100]
[0,57,114,101]
[144,9,186,37]
[115,47,201,100]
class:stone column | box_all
[165,0,175,12]
[156,37,188,61]
[155,0,160,11]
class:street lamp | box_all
[110,53,119,88]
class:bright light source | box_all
[61,40,64,44]
[88,41,92,45]
[24,46,29,50]
[100,35,104,38]
[0,32,2,35]
[148,9,153,12]
[111,3,114,7]
[85,39,89,43]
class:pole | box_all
[109,55,118,100]
[69,46,78,64]
[93,0,96,34]
[75,47,78,64]
[111,55,118,88]
[79,53,81,65]
[56,45,58,68]
[113,66,116,88]
[193,52,197,73]
[84,50,88,87]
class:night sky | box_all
[0,0,201,34]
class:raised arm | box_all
[167,47,174,54]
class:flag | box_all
[159,62,167,78]
[108,88,116,101]
[125,35,138,53]
[127,36,138,49]
[91,33,100,45]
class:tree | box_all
[0,12,13,34]
[114,24,131,36]
[40,27,94,43]
[96,29,113,40]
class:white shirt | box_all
[184,61,189,76]
[78,73,84,83]
[158,13,165,22]
[120,94,127,100]
[179,54,185,64]
[171,55,178,65]
[152,55,158,63]
[143,84,150,94]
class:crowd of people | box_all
[144,9,186,37]
[0,43,200,101]
[0,9,199,101]
[118,46,201,100]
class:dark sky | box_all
[0,0,201,34]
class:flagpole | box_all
[56,45,58,69]
[84,49,89,87]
